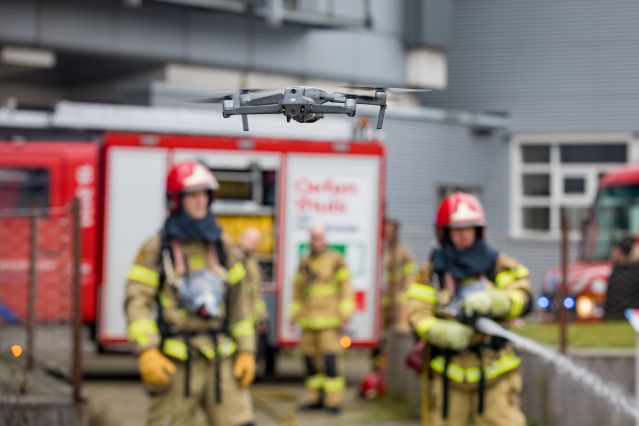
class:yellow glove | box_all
[233,352,256,388]
[465,289,511,318]
[428,319,474,351]
[138,348,176,388]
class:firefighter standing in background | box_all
[407,192,530,426]
[125,160,256,426]
[238,228,268,328]
[361,218,416,399]
[382,217,417,331]
[291,224,355,415]
[238,227,270,371]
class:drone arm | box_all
[354,98,385,107]
[311,105,353,114]
[223,105,283,116]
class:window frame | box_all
[510,133,637,240]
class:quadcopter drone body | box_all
[200,85,426,131]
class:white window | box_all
[510,134,637,239]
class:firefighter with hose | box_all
[125,160,256,426]
[407,192,531,426]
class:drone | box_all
[197,86,429,131]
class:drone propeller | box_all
[339,85,431,93]
[195,89,276,104]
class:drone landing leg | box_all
[242,114,249,131]
[376,105,386,130]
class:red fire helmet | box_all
[166,160,219,212]
[435,192,486,243]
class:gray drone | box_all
[198,86,428,131]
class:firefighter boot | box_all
[300,356,324,410]
[323,354,345,413]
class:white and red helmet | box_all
[166,160,219,213]
[435,192,487,243]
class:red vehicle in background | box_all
[0,104,384,361]
[539,163,639,319]
[0,143,99,323]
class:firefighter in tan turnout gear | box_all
[238,228,268,329]
[238,228,270,375]
[407,193,531,426]
[382,217,417,330]
[125,160,256,426]
[291,224,355,415]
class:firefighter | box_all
[382,217,417,330]
[238,228,268,328]
[291,224,354,414]
[362,218,416,399]
[407,192,530,426]
[125,160,256,426]
[238,227,270,374]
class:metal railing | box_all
[0,199,82,404]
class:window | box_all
[511,135,635,238]
[0,168,50,210]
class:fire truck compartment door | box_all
[100,147,168,343]
[278,154,382,345]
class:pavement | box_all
[0,326,420,425]
[81,350,421,426]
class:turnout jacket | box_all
[125,233,255,361]
[407,253,531,389]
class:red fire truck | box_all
[539,163,639,319]
[0,103,385,358]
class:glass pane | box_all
[561,207,589,230]
[560,144,626,163]
[522,174,550,196]
[564,177,586,194]
[521,145,550,163]
[584,184,639,260]
[212,170,253,201]
[262,171,276,207]
[523,207,550,231]
[0,168,50,210]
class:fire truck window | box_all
[262,171,276,206]
[590,184,639,259]
[0,168,50,210]
[214,170,253,201]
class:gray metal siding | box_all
[382,117,501,258]
[426,0,639,133]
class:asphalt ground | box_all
[82,350,420,426]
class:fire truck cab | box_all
[540,163,639,319]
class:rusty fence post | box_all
[559,213,570,354]
[71,198,83,404]
[27,209,39,371]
